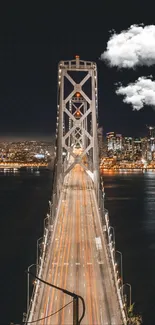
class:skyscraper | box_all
[97,127,103,158]
[106,132,122,157]
[123,137,133,160]
[133,138,142,160]
[106,132,115,152]
[146,126,155,160]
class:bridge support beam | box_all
[55,56,100,200]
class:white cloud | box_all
[101,24,155,68]
[116,76,155,110]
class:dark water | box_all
[0,169,53,325]
[103,171,155,325]
[0,170,155,324]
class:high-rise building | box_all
[147,126,155,160]
[123,137,133,160]
[97,127,103,158]
[106,132,122,157]
[115,134,122,151]
[147,125,155,139]
[141,137,148,160]
[133,138,142,160]
[106,132,115,152]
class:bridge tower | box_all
[55,56,99,199]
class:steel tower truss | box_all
[56,57,99,198]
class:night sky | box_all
[1,1,155,140]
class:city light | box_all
[0,140,54,169]
[99,127,155,171]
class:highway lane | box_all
[31,164,122,325]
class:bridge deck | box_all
[32,164,122,325]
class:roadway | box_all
[32,164,122,325]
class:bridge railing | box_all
[25,216,51,323]
[98,186,128,325]
[25,181,60,324]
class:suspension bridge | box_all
[25,57,127,325]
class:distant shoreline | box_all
[100,168,155,172]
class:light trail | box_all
[30,164,122,325]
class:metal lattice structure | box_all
[55,56,99,199]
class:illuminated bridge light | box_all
[75,92,81,97]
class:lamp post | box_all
[27,271,85,325]
[104,209,109,228]
[48,200,51,212]
[121,283,132,308]
[27,264,36,313]
[36,237,43,274]
[48,201,53,224]
[108,226,115,249]
[44,214,50,231]
[116,250,123,285]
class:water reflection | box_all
[103,171,155,324]
[143,173,155,234]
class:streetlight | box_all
[48,200,51,211]
[44,213,50,230]
[27,264,36,313]
[108,226,115,249]
[116,250,123,285]
[104,209,109,228]
[27,270,85,325]
[36,237,43,274]
[121,283,132,308]
[48,201,53,224]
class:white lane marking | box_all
[64,262,69,265]
[75,262,80,265]
[83,273,85,276]
[69,308,71,314]
[87,262,92,265]
[84,283,85,287]
[55,296,57,301]
[70,273,72,276]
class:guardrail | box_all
[25,179,60,324]
[104,208,128,324]
[25,218,50,323]
[99,186,128,325]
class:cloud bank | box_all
[116,76,155,110]
[101,24,155,68]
